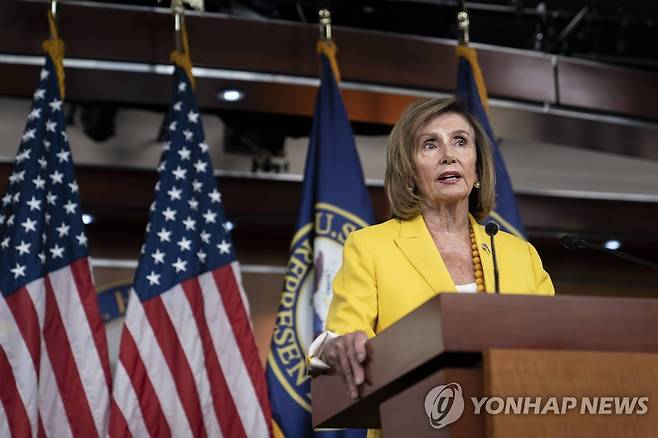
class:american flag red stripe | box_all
[202,266,270,434]
[69,259,112,387]
[112,330,171,438]
[0,264,111,437]
[0,288,40,436]
[0,345,32,437]
[43,275,98,438]
[112,265,272,438]
[108,399,133,438]
[181,278,248,438]
[214,264,272,418]
[39,344,74,437]
[143,296,209,437]
[115,293,196,438]
[5,287,41,368]
[38,418,45,438]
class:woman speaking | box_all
[309,97,554,401]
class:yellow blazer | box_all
[326,214,554,337]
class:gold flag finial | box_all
[457,10,470,45]
[319,8,332,41]
[169,0,197,88]
[317,9,341,82]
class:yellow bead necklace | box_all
[470,226,486,292]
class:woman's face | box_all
[412,112,478,208]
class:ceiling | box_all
[68,0,658,71]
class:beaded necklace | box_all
[469,226,486,292]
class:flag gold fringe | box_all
[316,40,341,83]
[42,11,65,99]
[170,18,196,89]
[456,44,488,112]
[271,419,285,438]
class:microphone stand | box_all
[561,236,658,272]
[485,222,500,293]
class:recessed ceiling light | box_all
[603,239,621,250]
[217,89,244,102]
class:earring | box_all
[474,181,481,189]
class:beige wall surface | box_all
[2,96,657,202]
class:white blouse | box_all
[455,282,477,293]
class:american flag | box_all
[0,56,112,437]
[109,65,272,437]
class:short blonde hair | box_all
[385,97,496,221]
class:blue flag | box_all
[266,44,373,438]
[456,45,526,238]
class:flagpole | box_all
[169,0,196,88]
[457,9,470,46]
[319,8,332,41]
[317,9,341,83]
[172,0,184,54]
[49,0,61,40]
[168,0,204,55]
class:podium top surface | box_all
[312,293,658,428]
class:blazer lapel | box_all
[394,215,456,293]
[470,215,495,294]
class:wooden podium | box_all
[311,294,658,437]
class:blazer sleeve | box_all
[325,231,378,338]
[527,241,555,295]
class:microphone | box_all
[560,235,658,272]
[559,235,585,249]
[485,221,500,293]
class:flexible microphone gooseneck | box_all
[485,221,500,293]
[560,235,658,272]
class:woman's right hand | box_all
[320,331,369,400]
